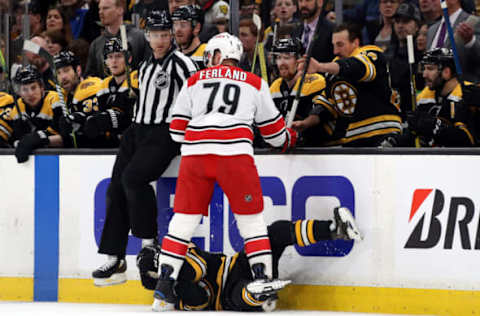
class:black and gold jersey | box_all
[270,73,338,146]
[184,43,207,70]
[415,83,475,146]
[0,93,15,144]
[321,45,402,146]
[9,91,60,140]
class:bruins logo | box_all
[331,81,358,116]
[154,70,169,90]
[80,81,95,89]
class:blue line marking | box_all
[34,155,59,301]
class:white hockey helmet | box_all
[204,32,243,67]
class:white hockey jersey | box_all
[170,65,288,157]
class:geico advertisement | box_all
[58,155,374,284]
[392,156,480,290]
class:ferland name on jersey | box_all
[199,67,247,81]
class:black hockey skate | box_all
[152,264,177,312]
[92,256,127,287]
[332,207,363,241]
[246,263,291,300]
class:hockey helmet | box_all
[14,64,42,85]
[146,10,172,31]
[171,5,204,27]
[204,32,243,67]
[53,50,79,70]
[420,48,456,74]
[104,37,125,59]
[271,37,304,57]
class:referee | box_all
[92,10,198,286]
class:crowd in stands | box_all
[1,0,480,159]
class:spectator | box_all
[22,36,57,92]
[342,0,380,44]
[263,0,300,51]
[238,17,271,82]
[168,0,192,14]
[172,5,207,69]
[79,0,102,42]
[293,0,334,64]
[293,23,402,147]
[60,0,88,40]
[45,6,73,43]
[10,2,44,66]
[426,0,480,82]
[68,38,91,75]
[418,0,442,26]
[384,2,422,117]
[44,30,69,57]
[374,0,400,51]
[402,48,475,147]
[197,0,221,43]
[417,22,429,52]
[210,0,230,34]
[85,0,151,78]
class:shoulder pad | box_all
[296,74,326,96]
[75,77,103,100]
[270,77,283,94]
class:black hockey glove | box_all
[407,111,445,137]
[83,111,114,139]
[59,112,86,137]
[136,244,161,290]
[15,130,49,163]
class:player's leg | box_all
[217,155,273,280]
[121,124,179,243]
[153,155,214,311]
[93,125,135,286]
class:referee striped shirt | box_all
[134,48,198,125]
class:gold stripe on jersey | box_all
[345,114,401,141]
[185,248,207,282]
[345,127,400,143]
[295,220,316,247]
[242,287,263,307]
[313,94,338,119]
[215,256,227,311]
[347,46,383,83]
[0,118,12,141]
[455,122,475,144]
[270,74,326,98]
[191,44,206,59]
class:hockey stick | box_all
[440,0,463,86]
[120,24,136,98]
[251,13,262,74]
[23,40,78,147]
[285,16,323,127]
[406,35,417,111]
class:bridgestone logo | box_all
[404,189,480,250]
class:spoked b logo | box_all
[404,189,480,250]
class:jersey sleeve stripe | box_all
[258,115,286,137]
[184,127,253,142]
[170,118,190,134]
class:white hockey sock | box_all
[234,213,273,279]
[158,213,202,279]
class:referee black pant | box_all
[99,123,180,257]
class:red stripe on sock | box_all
[162,237,189,256]
[244,238,271,255]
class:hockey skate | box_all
[152,264,177,312]
[92,256,127,287]
[332,207,363,241]
[247,263,291,301]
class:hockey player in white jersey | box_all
[152,32,297,311]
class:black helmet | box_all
[172,5,204,27]
[14,65,42,85]
[146,10,172,31]
[271,37,304,56]
[104,37,124,59]
[53,50,79,70]
[421,48,456,73]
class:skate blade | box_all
[246,279,292,295]
[93,272,127,287]
[337,207,363,241]
[152,298,175,312]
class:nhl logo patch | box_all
[244,194,253,202]
[154,70,169,90]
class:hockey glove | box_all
[281,127,298,153]
[59,112,86,137]
[15,130,49,163]
[407,111,445,137]
[83,111,114,139]
[136,244,161,290]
